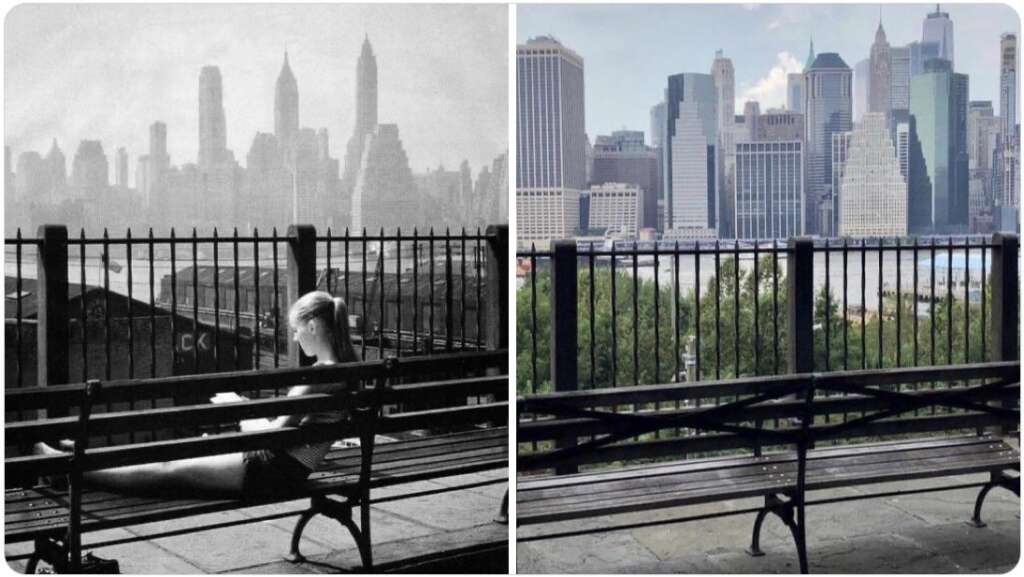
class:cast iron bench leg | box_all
[746,493,809,573]
[285,494,373,569]
[494,488,509,524]
[969,470,1021,528]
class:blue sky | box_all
[517,3,1020,143]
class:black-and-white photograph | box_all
[5,4,509,573]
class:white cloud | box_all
[739,51,803,111]
[766,18,782,31]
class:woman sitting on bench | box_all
[36,290,359,499]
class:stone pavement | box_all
[517,472,1020,573]
[6,469,508,574]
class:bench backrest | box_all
[518,361,1019,473]
[6,349,508,487]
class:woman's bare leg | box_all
[35,443,247,496]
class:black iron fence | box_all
[5,224,508,397]
[517,234,1019,397]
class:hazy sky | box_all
[6,4,508,181]
[517,3,1020,142]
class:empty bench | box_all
[517,361,1019,573]
[6,349,508,573]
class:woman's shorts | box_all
[241,449,311,499]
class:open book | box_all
[210,392,248,404]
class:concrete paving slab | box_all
[517,527,659,573]
[373,485,500,531]
[137,515,294,573]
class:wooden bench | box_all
[6,350,508,573]
[517,361,1019,573]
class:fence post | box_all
[550,240,578,475]
[787,237,815,375]
[484,225,509,352]
[287,224,317,367]
[990,233,1018,436]
[37,225,69,417]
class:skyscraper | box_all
[591,130,660,231]
[998,33,1019,220]
[922,4,955,67]
[275,51,299,165]
[735,135,804,239]
[342,36,379,198]
[516,36,586,245]
[869,22,892,115]
[838,113,907,236]
[664,72,717,236]
[712,50,736,237]
[138,122,170,216]
[198,66,228,169]
[889,45,911,112]
[787,73,804,113]
[44,138,66,203]
[350,124,419,232]
[115,147,128,188]
[71,140,109,198]
[909,58,969,232]
[1001,33,1018,137]
[854,58,870,122]
[804,52,853,236]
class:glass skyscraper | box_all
[804,52,852,236]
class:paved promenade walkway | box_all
[518,471,1020,573]
[6,469,508,574]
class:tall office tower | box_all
[591,130,660,231]
[650,101,667,231]
[516,36,586,245]
[967,101,1000,172]
[712,50,736,237]
[650,102,667,148]
[350,124,418,232]
[71,140,109,198]
[806,38,816,70]
[910,58,969,232]
[44,138,66,201]
[664,73,717,237]
[787,73,804,113]
[869,22,892,115]
[830,131,851,230]
[1000,33,1018,137]
[15,151,46,205]
[586,183,641,237]
[922,4,955,67]
[742,101,761,142]
[244,133,291,230]
[275,51,299,166]
[757,110,804,141]
[854,59,870,122]
[998,33,1019,222]
[735,140,804,239]
[342,36,379,196]
[890,45,911,111]
[198,66,228,170]
[908,40,941,76]
[138,122,170,215]
[804,53,853,236]
[889,109,934,233]
[838,113,907,236]
[115,147,128,188]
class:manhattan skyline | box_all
[517,3,1018,143]
[6,4,508,179]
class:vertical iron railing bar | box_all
[233,228,240,370]
[126,229,135,381]
[213,228,221,371]
[14,230,23,388]
[733,240,740,381]
[824,238,831,373]
[947,237,954,367]
[877,237,883,369]
[981,242,987,360]
[860,237,866,370]
[170,229,178,373]
[843,237,849,371]
[632,241,639,389]
[654,243,661,384]
[253,228,261,373]
[272,228,281,370]
[476,229,483,351]
[673,242,680,385]
[611,242,618,389]
[589,242,596,390]
[379,228,386,357]
[964,237,970,363]
[530,242,538,392]
[79,230,88,383]
[461,229,468,350]
[772,240,778,376]
[753,240,760,376]
[429,229,436,353]
[413,228,419,355]
[913,237,919,371]
[445,228,453,352]
[396,228,403,358]
[930,237,937,409]
[362,230,368,360]
[103,228,112,382]
[148,229,156,380]
[344,228,351,315]
[695,241,701,404]
[192,228,200,376]
[896,237,902,367]
[326,228,333,295]
[714,240,721,383]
